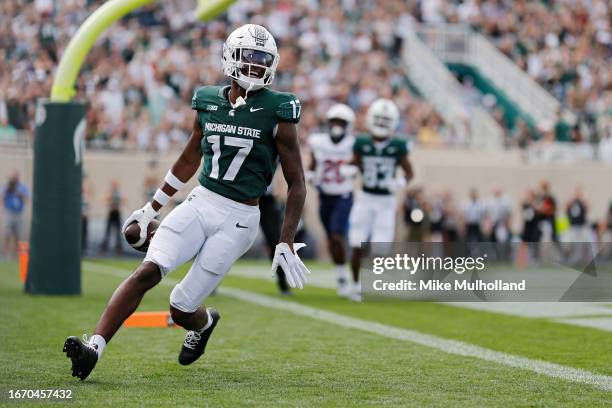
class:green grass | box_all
[1,260,611,407]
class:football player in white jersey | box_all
[347,99,413,301]
[307,104,356,296]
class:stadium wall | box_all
[1,149,610,255]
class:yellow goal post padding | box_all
[51,0,237,102]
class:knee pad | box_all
[169,283,198,313]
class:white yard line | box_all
[226,264,612,330]
[84,261,612,391]
[555,317,612,332]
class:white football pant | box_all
[144,186,260,313]
[348,192,396,253]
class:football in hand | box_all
[123,220,160,252]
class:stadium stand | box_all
[415,0,610,144]
[1,0,608,152]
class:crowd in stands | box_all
[0,0,609,152]
[418,0,610,146]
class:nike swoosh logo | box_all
[235,223,248,229]
[250,107,264,112]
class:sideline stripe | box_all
[84,262,612,391]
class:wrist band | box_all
[164,170,185,191]
[153,189,170,207]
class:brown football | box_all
[123,219,160,252]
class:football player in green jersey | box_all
[346,99,413,301]
[63,24,310,380]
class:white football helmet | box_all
[326,103,355,124]
[326,103,355,141]
[223,24,279,91]
[366,98,400,139]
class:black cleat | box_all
[63,336,98,381]
[178,308,221,366]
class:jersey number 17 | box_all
[207,135,253,181]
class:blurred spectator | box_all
[487,186,512,260]
[487,186,512,243]
[566,186,589,240]
[565,185,589,263]
[510,119,534,150]
[520,189,541,243]
[403,188,430,242]
[554,110,571,143]
[441,191,460,243]
[101,180,125,254]
[536,180,559,243]
[462,188,486,242]
[598,202,612,260]
[427,192,446,243]
[2,172,29,259]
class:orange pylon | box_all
[18,241,29,284]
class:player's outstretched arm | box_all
[338,154,361,178]
[122,115,203,244]
[384,154,413,193]
[272,121,310,289]
[305,151,318,185]
[153,115,203,211]
[400,154,414,184]
[276,121,306,246]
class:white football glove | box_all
[305,170,321,186]
[271,242,311,289]
[339,164,358,178]
[122,202,159,247]
[387,177,407,192]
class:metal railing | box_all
[0,129,32,152]
[417,24,572,127]
[398,23,504,149]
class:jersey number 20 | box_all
[207,135,253,181]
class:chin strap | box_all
[231,82,255,109]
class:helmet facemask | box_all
[366,99,400,140]
[326,104,355,142]
[223,45,279,91]
[328,118,349,142]
[370,115,394,139]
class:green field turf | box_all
[1,259,611,407]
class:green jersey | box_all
[353,135,409,195]
[192,85,301,201]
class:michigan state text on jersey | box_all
[192,85,300,201]
[63,24,310,381]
